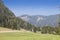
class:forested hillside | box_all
[0,0,35,31]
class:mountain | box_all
[0,0,15,27]
[0,0,35,31]
[19,14,59,27]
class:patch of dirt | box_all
[0,27,30,33]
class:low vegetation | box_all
[0,32,60,40]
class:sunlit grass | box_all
[0,32,60,40]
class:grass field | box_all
[0,32,60,40]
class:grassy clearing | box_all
[0,32,60,40]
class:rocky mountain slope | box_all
[20,14,59,27]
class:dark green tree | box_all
[41,26,54,34]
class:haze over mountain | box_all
[19,14,59,27]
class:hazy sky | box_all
[3,0,60,16]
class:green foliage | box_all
[41,26,54,34]
[56,23,60,35]
[37,27,41,31]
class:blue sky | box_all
[3,0,60,16]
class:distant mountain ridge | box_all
[19,14,59,27]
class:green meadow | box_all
[0,32,60,40]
